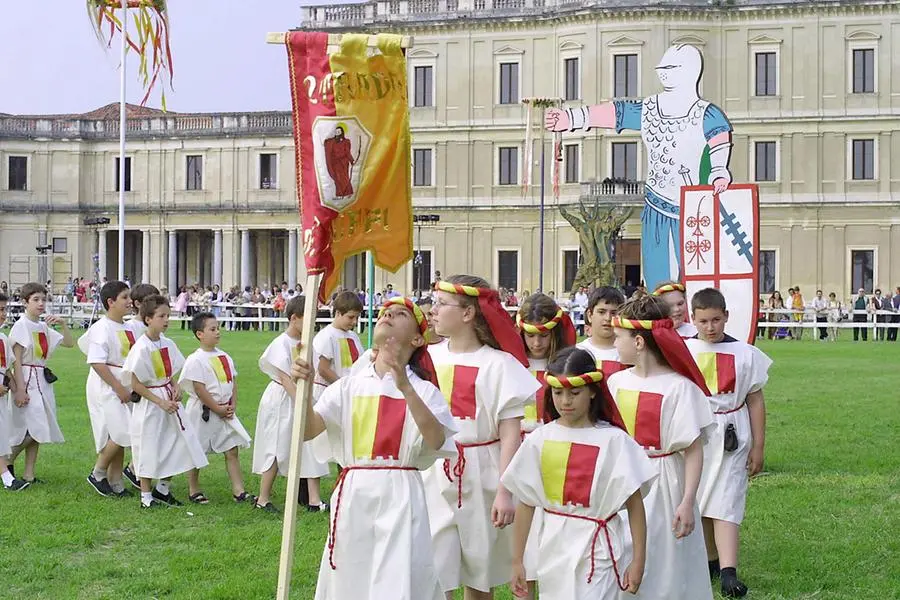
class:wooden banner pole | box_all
[266,32,412,47]
[275,272,322,600]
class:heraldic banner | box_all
[286,32,412,301]
[680,184,760,343]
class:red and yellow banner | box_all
[540,440,599,506]
[352,394,407,460]
[696,352,736,395]
[151,347,173,380]
[210,354,234,384]
[614,389,663,449]
[117,330,136,358]
[286,32,413,301]
[32,331,49,360]
[436,364,478,420]
[339,337,361,369]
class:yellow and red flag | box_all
[286,32,413,301]
[352,394,408,460]
[614,389,663,450]
[339,338,361,370]
[695,352,736,395]
[540,440,599,507]
[210,354,234,384]
[435,364,478,420]
[151,347,173,379]
[32,332,49,360]
[117,330,136,358]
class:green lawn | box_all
[1,329,897,600]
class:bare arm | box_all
[317,356,339,384]
[497,417,523,494]
[510,502,536,598]
[131,373,175,412]
[398,381,445,451]
[672,436,703,539]
[746,389,766,476]
[191,380,227,416]
[12,345,27,406]
[45,315,75,347]
[623,489,648,594]
[285,370,325,441]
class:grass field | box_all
[1,328,898,600]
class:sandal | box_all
[233,491,257,504]
[188,492,210,505]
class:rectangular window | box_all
[564,144,579,184]
[851,250,874,293]
[497,250,519,291]
[754,141,777,182]
[614,54,638,97]
[563,249,580,293]
[498,146,518,185]
[8,156,27,191]
[412,249,433,293]
[52,237,68,254]
[413,148,433,187]
[499,62,519,105]
[564,57,579,101]
[852,139,875,180]
[754,52,777,96]
[115,156,132,192]
[611,142,637,181]
[852,48,875,94]
[759,250,776,294]
[260,153,277,189]
[414,65,433,107]
[186,155,203,190]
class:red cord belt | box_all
[443,438,500,508]
[715,401,746,415]
[328,465,418,570]
[543,509,625,589]
[21,364,48,406]
[146,380,184,431]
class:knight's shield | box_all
[679,184,760,343]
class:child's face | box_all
[613,328,639,365]
[146,305,170,333]
[692,307,728,343]
[661,291,687,327]
[430,292,471,338]
[550,384,594,425]
[196,317,220,347]
[335,310,360,332]
[374,305,422,349]
[0,301,6,327]
[524,330,552,360]
[109,290,131,315]
[25,292,46,318]
[588,302,620,340]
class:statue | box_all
[559,199,632,290]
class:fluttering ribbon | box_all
[652,283,686,296]
[545,371,604,389]
[517,308,578,347]
[610,317,711,395]
[434,281,529,367]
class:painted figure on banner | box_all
[313,117,371,212]
[545,44,734,291]
[324,123,358,198]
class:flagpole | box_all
[539,136,546,293]
[117,0,127,281]
[366,251,375,347]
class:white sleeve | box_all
[313,328,335,360]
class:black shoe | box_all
[141,498,166,509]
[721,569,748,598]
[115,488,135,498]
[151,488,183,507]
[254,501,280,514]
[4,478,30,491]
[24,477,45,484]
[87,474,115,497]
[306,502,330,513]
[709,559,721,578]
[233,491,257,504]
[123,466,140,489]
[7,465,14,478]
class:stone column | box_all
[141,230,151,284]
[287,228,298,289]
[168,230,178,296]
[240,229,251,289]
[98,230,107,280]
[213,229,223,287]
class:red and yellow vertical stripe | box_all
[614,389,664,450]
[696,352,736,395]
[32,331,49,359]
[540,440,599,507]
[210,355,234,383]
[436,364,479,420]
[352,394,407,459]
[339,338,361,369]
[524,370,548,423]
[151,347,173,379]
[0,342,6,369]
[117,330,136,358]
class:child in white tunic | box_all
[503,347,657,600]
[301,297,457,600]
[79,281,137,498]
[8,282,75,483]
[652,282,698,339]
[424,276,541,599]
[686,288,771,598]
[121,294,208,508]
[180,312,253,504]
[577,287,629,376]
[606,296,715,600]
[253,295,328,512]
[0,293,30,491]
[516,292,578,599]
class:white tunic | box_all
[423,341,541,593]
[521,356,549,583]
[78,317,136,452]
[120,335,208,479]
[502,422,657,600]
[313,363,457,600]
[179,348,252,455]
[7,317,65,445]
[605,369,714,600]
[124,316,148,338]
[576,340,628,374]
[685,338,771,524]
[253,332,329,477]
[312,324,363,398]
[0,333,14,455]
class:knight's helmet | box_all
[655,45,703,93]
